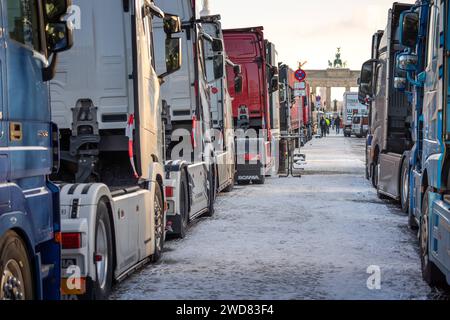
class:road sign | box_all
[294,81,306,90]
[295,69,307,82]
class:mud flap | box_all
[236,162,264,182]
[429,195,450,284]
[378,153,403,199]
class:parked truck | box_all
[224,27,276,184]
[0,0,72,299]
[343,92,367,137]
[391,0,450,286]
[154,0,223,238]
[200,13,240,194]
[358,3,413,205]
[51,0,182,299]
[362,30,384,181]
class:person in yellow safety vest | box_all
[325,118,331,135]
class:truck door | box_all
[133,0,159,179]
[4,0,53,243]
[0,3,11,213]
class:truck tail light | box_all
[62,233,82,249]
[191,115,197,149]
[54,231,62,244]
[165,186,174,198]
[245,153,260,162]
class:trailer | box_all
[358,3,413,203]
[50,0,182,299]
[0,0,72,299]
[224,27,275,184]
[154,0,222,238]
[392,0,450,286]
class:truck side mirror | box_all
[46,22,73,53]
[213,54,225,80]
[164,14,182,34]
[270,75,279,93]
[233,65,242,76]
[212,38,224,52]
[164,37,182,76]
[44,0,72,21]
[234,75,243,94]
[279,83,286,103]
[400,11,419,48]
[394,77,407,90]
[396,53,418,72]
[358,59,377,102]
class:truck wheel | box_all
[177,173,189,239]
[254,173,266,185]
[204,166,215,217]
[372,161,378,189]
[91,201,113,300]
[420,189,446,286]
[0,231,34,300]
[400,159,410,213]
[151,186,164,262]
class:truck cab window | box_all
[426,5,439,67]
[7,0,41,52]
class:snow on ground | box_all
[111,134,449,300]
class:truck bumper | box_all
[60,218,90,296]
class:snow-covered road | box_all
[111,135,449,300]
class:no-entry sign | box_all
[295,69,307,82]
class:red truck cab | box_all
[224,27,270,131]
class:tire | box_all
[372,161,378,189]
[204,166,215,217]
[408,211,419,230]
[420,188,446,286]
[400,159,410,213]
[253,174,266,185]
[0,231,34,300]
[151,186,164,262]
[176,172,189,239]
[89,201,113,300]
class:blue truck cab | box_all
[0,0,72,299]
[395,0,450,286]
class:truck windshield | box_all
[353,117,361,124]
[7,0,41,52]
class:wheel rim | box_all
[96,220,108,289]
[1,259,26,300]
[402,167,409,206]
[154,195,163,252]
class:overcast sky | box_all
[209,0,415,71]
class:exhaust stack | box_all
[200,0,212,17]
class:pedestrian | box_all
[335,116,341,134]
[320,116,327,138]
[325,118,331,135]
